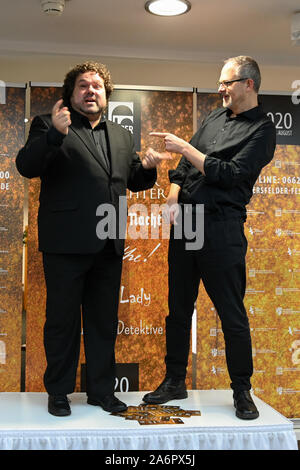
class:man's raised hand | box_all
[51,99,71,135]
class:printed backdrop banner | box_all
[25,86,63,391]
[111,88,194,392]
[23,86,299,418]
[0,85,25,391]
[195,92,300,418]
[107,89,142,151]
[25,85,194,393]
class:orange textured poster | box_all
[25,85,193,393]
[112,89,194,392]
[195,92,300,418]
[0,85,25,391]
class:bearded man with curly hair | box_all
[16,61,167,417]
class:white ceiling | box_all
[0,0,300,65]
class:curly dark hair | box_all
[62,61,114,107]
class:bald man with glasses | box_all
[143,56,276,420]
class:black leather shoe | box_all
[142,377,187,404]
[48,395,71,417]
[87,394,127,413]
[233,390,259,420]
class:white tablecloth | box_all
[0,390,297,450]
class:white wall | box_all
[1,52,300,93]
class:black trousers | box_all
[42,240,123,398]
[165,216,253,392]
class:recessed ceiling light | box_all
[145,0,191,17]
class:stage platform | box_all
[0,390,297,450]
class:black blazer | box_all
[16,110,157,255]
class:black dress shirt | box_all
[169,105,276,219]
[87,119,110,171]
[47,108,110,172]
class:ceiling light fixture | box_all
[291,11,300,45]
[145,0,191,17]
[41,0,70,16]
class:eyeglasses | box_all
[216,78,248,88]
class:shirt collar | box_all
[226,103,264,121]
[70,106,106,128]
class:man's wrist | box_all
[47,126,66,147]
[182,143,206,174]
[181,142,191,158]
